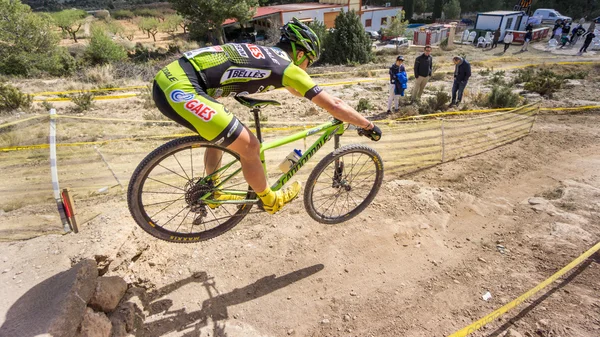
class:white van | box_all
[533,9,572,24]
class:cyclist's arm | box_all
[282,64,373,129]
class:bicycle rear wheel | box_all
[304,144,384,224]
[127,136,254,243]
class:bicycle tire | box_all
[127,136,254,243]
[304,144,384,224]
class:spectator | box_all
[559,23,571,48]
[525,23,533,32]
[394,57,408,99]
[521,29,533,52]
[553,24,563,41]
[491,28,501,49]
[577,31,596,55]
[503,31,514,53]
[387,56,403,113]
[570,23,586,45]
[411,45,433,104]
[552,20,563,38]
[449,56,471,107]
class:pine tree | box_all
[433,0,443,19]
[404,0,414,21]
[322,10,373,65]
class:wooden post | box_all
[61,189,79,233]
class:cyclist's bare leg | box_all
[226,127,267,193]
[204,148,223,177]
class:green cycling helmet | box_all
[280,17,321,66]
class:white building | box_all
[223,0,403,33]
[474,11,528,39]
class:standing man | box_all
[411,45,433,104]
[449,56,471,107]
[521,28,533,52]
[503,31,514,53]
[491,28,501,49]
[387,56,402,113]
[577,31,596,55]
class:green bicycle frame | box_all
[200,118,346,204]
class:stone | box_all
[89,276,128,313]
[321,319,330,324]
[78,307,112,337]
[287,329,295,335]
[343,314,351,322]
[505,328,524,337]
[528,197,546,205]
[0,259,98,337]
[109,287,147,336]
[94,255,112,276]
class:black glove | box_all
[358,124,382,141]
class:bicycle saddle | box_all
[234,96,281,108]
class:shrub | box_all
[419,88,450,114]
[356,98,373,112]
[0,83,33,113]
[81,64,114,84]
[512,68,535,84]
[41,100,55,111]
[85,28,127,65]
[486,86,520,108]
[431,72,446,81]
[111,10,135,20]
[479,67,493,76]
[487,70,506,86]
[524,77,564,97]
[71,92,95,112]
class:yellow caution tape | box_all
[449,241,600,337]
[32,85,148,96]
[33,94,138,102]
[0,115,47,130]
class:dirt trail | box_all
[1,114,599,336]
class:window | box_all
[505,18,513,29]
[365,19,372,27]
[381,17,387,25]
[549,12,556,17]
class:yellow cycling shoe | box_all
[263,181,301,215]
[207,191,244,209]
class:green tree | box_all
[414,0,427,14]
[322,10,372,65]
[52,9,87,43]
[168,0,258,44]
[161,14,184,37]
[0,0,75,76]
[139,17,160,42]
[433,0,443,19]
[443,0,461,20]
[85,27,127,65]
[404,0,415,21]
[382,10,408,51]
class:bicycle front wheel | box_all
[304,144,384,224]
[127,136,254,243]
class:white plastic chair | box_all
[484,36,493,47]
[592,38,600,50]
[476,37,486,48]
[548,38,558,48]
[484,31,492,40]
[467,31,477,44]
[461,29,470,43]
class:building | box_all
[474,11,528,39]
[222,1,403,42]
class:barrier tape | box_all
[33,94,138,102]
[449,241,600,337]
[32,85,148,96]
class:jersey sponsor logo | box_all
[184,99,217,122]
[220,67,271,85]
[232,44,248,58]
[246,44,265,59]
[161,67,178,82]
[271,47,291,61]
[227,119,239,138]
[184,46,223,59]
[264,48,280,65]
[169,89,195,103]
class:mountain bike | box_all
[127,96,384,243]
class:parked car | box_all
[381,37,410,49]
[594,16,600,23]
[365,30,380,40]
[533,9,572,24]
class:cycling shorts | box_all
[153,57,244,147]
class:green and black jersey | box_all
[183,43,322,99]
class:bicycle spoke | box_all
[158,163,189,182]
[173,153,190,181]
[149,196,185,218]
[174,208,193,233]
[159,205,189,229]
[351,171,376,187]
[189,148,194,181]
[144,198,187,207]
[143,191,185,195]
[147,177,186,192]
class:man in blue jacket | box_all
[449,56,471,107]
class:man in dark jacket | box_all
[491,28,501,49]
[577,31,596,55]
[411,45,433,103]
[449,56,471,107]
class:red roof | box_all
[223,7,282,26]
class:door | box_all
[324,12,340,29]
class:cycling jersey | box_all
[153,43,322,146]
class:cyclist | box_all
[152,18,382,214]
